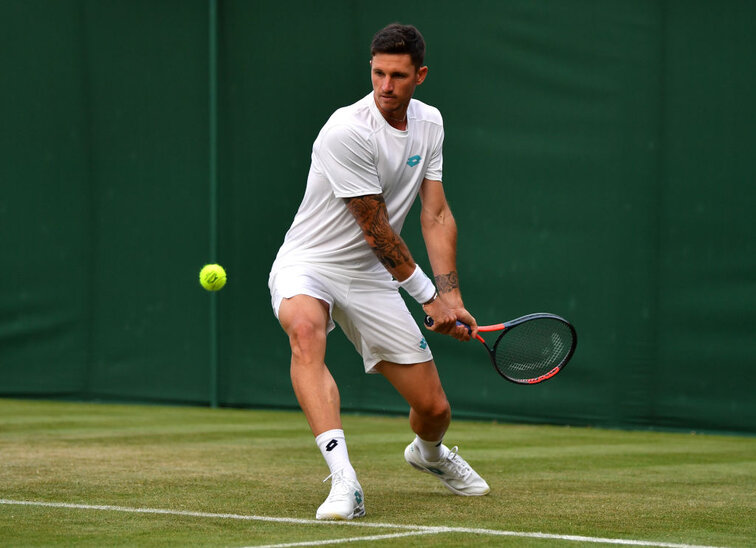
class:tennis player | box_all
[269,23,489,520]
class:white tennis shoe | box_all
[315,470,365,520]
[404,442,490,496]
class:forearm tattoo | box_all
[434,271,459,294]
[344,195,411,270]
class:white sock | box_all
[315,429,357,480]
[414,435,444,461]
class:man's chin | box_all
[377,98,401,113]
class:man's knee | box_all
[279,296,329,362]
[287,319,326,359]
[415,396,451,424]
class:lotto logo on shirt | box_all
[406,155,421,167]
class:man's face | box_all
[370,53,428,117]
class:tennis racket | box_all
[424,313,577,384]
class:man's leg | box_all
[375,359,451,443]
[278,295,340,435]
[277,295,364,519]
[377,359,490,496]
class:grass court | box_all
[1,399,753,547]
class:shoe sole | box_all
[316,505,366,520]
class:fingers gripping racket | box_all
[424,313,577,385]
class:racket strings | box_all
[493,319,574,381]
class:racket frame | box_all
[426,312,577,385]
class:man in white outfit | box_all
[269,23,490,520]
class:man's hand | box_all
[422,297,478,342]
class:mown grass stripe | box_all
[247,530,440,547]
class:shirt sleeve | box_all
[424,126,444,182]
[317,124,382,197]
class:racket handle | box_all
[424,315,472,335]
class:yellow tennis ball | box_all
[199,264,227,291]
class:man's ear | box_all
[416,65,428,85]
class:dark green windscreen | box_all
[1,0,754,434]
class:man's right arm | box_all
[343,193,471,341]
[343,194,416,281]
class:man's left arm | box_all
[419,178,478,339]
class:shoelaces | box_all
[443,446,473,479]
[322,470,354,497]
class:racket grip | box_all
[424,315,472,335]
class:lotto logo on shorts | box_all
[419,337,427,350]
[407,154,421,167]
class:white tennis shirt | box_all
[271,92,444,276]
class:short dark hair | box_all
[370,23,426,69]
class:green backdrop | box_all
[1,0,754,434]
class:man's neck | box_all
[375,100,408,130]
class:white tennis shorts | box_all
[269,264,433,373]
